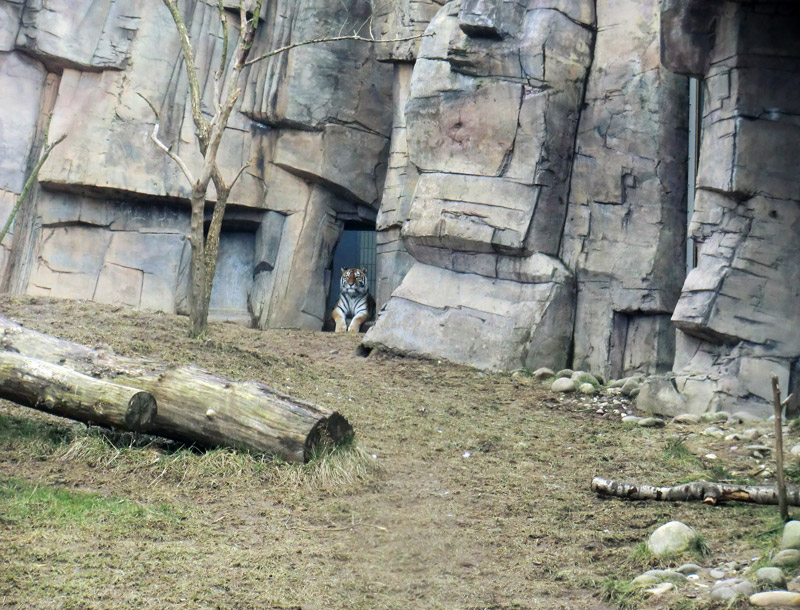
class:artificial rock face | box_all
[364,0,597,371]
[0,0,391,329]
[366,0,689,378]
[639,0,800,417]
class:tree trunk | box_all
[591,477,800,506]
[0,317,353,462]
[0,351,156,431]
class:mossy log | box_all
[0,317,353,462]
[0,351,156,431]
[591,476,800,506]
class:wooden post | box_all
[772,373,790,522]
[0,351,156,431]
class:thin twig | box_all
[772,373,790,521]
[137,93,196,185]
[244,32,432,67]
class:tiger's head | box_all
[340,267,368,297]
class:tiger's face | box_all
[340,267,368,296]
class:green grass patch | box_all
[0,478,181,527]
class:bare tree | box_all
[147,0,426,338]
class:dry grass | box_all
[0,296,792,609]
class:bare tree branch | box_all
[228,163,251,192]
[244,32,432,67]
[137,93,196,185]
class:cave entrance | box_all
[325,221,377,316]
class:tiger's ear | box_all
[341,267,347,274]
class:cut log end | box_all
[304,412,354,462]
[124,391,158,431]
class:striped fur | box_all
[332,267,372,333]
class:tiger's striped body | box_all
[332,267,373,333]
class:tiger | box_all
[331,267,374,333]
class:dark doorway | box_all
[326,222,377,315]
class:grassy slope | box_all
[0,296,788,610]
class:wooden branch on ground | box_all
[0,317,353,462]
[591,477,800,507]
[0,351,156,431]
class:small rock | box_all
[748,445,772,458]
[673,413,701,424]
[675,563,703,576]
[578,382,596,395]
[731,411,763,424]
[773,549,800,567]
[790,444,800,457]
[631,573,662,587]
[630,387,640,399]
[608,378,627,389]
[532,367,554,379]
[781,521,800,550]
[621,377,643,397]
[749,591,800,607]
[709,569,726,579]
[572,371,599,386]
[756,567,787,589]
[701,411,729,423]
[554,368,574,379]
[648,521,700,557]
[551,378,576,393]
[646,582,674,596]
[622,415,643,425]
[638,417,665,428]
[738,428,761,441]
[702,426,726,439]
[712,578,755,597]
[710,586,736,602]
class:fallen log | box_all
[0,316,352,462]
[591,476,800,506]
[0,351,156,431]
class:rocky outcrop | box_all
[645,1,800,418]
[0,0,392,329]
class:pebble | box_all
[755,567,787,589]
[673,413,701,424]
[621,377,643,397]
[551,378,576,393]
[578,382,596,395]
[622,415,643,425]
[708,569,726,579]
[645,582,674,596]
[711,578,755,599]
[773,549,800,567]
[571,370,600,386]
[554,368,574,379]
[532,367,554,379]
[700,411,729,423]
[749,591,800,607]
[781,521,800,551]
[676,563,703,576]
[638,417,665,428]
[791,444,800,457]
[648,521,699,557]
[702,426,726,439]
[608,378,627,389]
[748,444,772,458]
[730,411,763,424]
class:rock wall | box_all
[365,0,689,377]
[639,1,800,418]
[2,0,798,417]
[0,0,391,327]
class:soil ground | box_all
[0,296,792,610]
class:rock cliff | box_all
[1,0,798,417]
